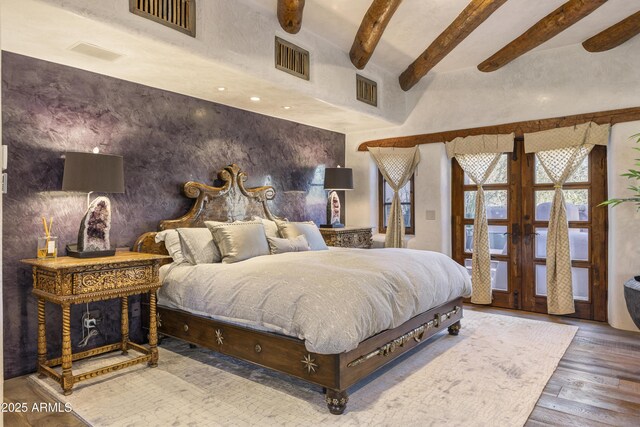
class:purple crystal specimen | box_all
[77,196,112,251]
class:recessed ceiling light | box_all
[217,87,226,91]
[92,147,100,154]
[282,106,292,110]
[250,96,261,102]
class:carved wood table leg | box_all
[148,291,158,367]
[325,389,348,415]
[448,320,461,336]
[61,303,73,395]
[37,297,47,378]
[121,296,129,355]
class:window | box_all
[378,173,415,235]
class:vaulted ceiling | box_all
[2,0,639,133]
[254,0,640,84]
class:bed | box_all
[134,164,471,414]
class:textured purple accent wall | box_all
[1,52,345,378]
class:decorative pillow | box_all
[177,228,222,264]
[205,220,270,264]
[253,216,280,238]
[267,235,310,254]
[277,221,328,251]
[155,230,186,264]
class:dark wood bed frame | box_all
[133,164,463,415]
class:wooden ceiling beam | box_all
[277,0,306,34]
[583,11,640,52]
[478,0,607,73]
[350,0,404,70]
[399,0,508,91]
[357,106,640,151]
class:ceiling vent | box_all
[275,37,310,81]
[129,0,196,37]
[356,74,378,107]
[68,43,123,62]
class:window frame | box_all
[378,172,415,235]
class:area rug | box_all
[30,311,577,426]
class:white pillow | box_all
[155,230,186,264]
[253,216,280,238]
[177,228,221,264]
[267,235,310,254]
[205,220,270,263]
[277,221,328,251]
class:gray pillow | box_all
[177,228,221,264]
[155,229,186,264]
[277,221,328,251]
[267,235,310,254]
[205,220,270,264]
[253,216,280,238]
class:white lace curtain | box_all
[525,122,610,315]
[447,134,514,304]
[369,147,420,248]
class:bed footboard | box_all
[154,298,463,415]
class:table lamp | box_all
[62,151,124,258]
[321,166,353,228]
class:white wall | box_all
[608,122,640,331]
[346,39,640,331]
[345,141,451,254]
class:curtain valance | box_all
[524,122,610,153]
[446,133,515,159]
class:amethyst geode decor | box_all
[77,196,112,252]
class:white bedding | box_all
[158,247,471,354]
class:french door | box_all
[452,140,608,321]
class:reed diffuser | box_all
[37,216,58,259]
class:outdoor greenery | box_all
[600,133,640,209]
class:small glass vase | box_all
[37,236,58,259]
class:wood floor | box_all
[467,306,640,427]
[4,306,639,426]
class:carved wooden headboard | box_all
[133,164,277,255]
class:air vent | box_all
[68,43,123,62]
[275,37,310,81]
[129,0,196,37]
[356,75,378,107]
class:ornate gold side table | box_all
[21,251,169,395]
[319,227,373,249]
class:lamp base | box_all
[320,223,345,229]
[66,244,116,258]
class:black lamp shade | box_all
[62,152,124,193]
[324,167,353,190]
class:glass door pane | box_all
[535,265,590,301]
[534,228,589,261]
[463,259,509,291]
[464,225,508,254]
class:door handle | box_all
[503,224,521,243]
[502,224,521,236]
[524,224,539,242]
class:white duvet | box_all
[158,247,472,354]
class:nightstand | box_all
[319,227,373,249]
[21,251,169,395]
